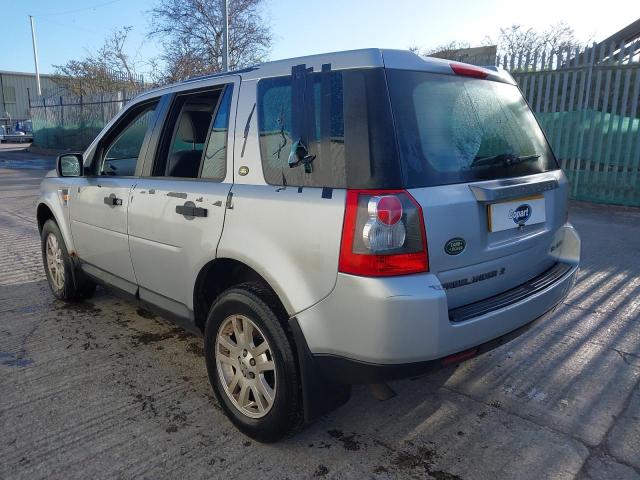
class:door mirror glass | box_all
[57,154,83,177]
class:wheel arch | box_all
[192,257,289,332]
[36,199,77,256]
[37,202,55,233]
[193,256,351,422]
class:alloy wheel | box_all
[45,233,65,291]
[215,314,277,418]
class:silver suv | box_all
[36,49,580,442]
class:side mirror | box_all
[57,153,83,177]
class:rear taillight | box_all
[339,190,429,276]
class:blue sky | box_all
[2,0,639,76]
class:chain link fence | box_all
[29,87,144,151]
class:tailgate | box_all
[409,171,569,309]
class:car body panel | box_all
[37,177,77,252]
[69,176,138,284]
[128,178,231,308]
[410,170,569,309]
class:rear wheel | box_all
[41,219,96,301]
[204,283,302,442]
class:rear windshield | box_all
[387,70,559,187]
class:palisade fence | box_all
[29,85,144,152]
[462,41,640,206]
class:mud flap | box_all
[288,317,351,422]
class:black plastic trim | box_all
[288,317,351,422]
[80,261,201,337]
[449,262,573,323]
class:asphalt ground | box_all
[0,146,639,479]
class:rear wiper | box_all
[470,153,541,168]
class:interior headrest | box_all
[177,110,211,144]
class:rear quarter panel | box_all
[218,78,345,315]
[217,184,345,316]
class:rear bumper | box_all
[295,224,580,383]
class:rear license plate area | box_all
[488,195,545,232]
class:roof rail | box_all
[183,66,259,84]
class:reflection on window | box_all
[102,104,157,176]
[201,86,233,180]
[257,72,345,187]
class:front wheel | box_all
[41,219,95,301]
[203,283,302,442]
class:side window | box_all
[154,89,222,178]
[201,85,233,180]
[257,71,345,187]
[101,102,158,176]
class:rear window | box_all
[387,70,559,187]
[257,68,400,188]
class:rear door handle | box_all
[103,194,123,206]
[176,203,208,218]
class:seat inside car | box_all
[167,109,213,178]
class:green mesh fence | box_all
[537,110,640,206]
[30,91,140,151]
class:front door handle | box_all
[104,194,122,206]
[176,202,208,218]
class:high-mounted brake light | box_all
[339,190,429,277]
[450,63,488,79]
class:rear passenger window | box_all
[201,86,233,180]
[154,87,232,179]
[257,71,346,187]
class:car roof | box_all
[134,48,514,101]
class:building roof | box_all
[0,70,57,78]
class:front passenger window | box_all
[101,102,157,176]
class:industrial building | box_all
[0,70,58,122]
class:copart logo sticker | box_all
[509,204,531,225]
[444,237,466,255]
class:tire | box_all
[41,219,96,301]
[203,282,303,442]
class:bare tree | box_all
[148,0,272,83]
[493,22,583,59]
[425,41,471,60]
[411,41,471,59]
[411,22,584,65]
[53,27,144,95]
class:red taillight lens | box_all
[450,63,488,79]
[339,190,429,277]
[370,195,403,225]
